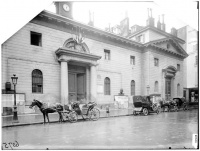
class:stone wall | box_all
[2,21,185,106]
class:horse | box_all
[29,99,64,124]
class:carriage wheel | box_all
[133,111,137,116]
[68,111,78,123]
[89,108,100,121]
[143,108,148,116]
[183,105,188,111]
[152,104,157,111]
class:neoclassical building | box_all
[2,2,188,109]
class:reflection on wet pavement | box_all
[2,110,198,149]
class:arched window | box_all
[32,69,43,93]
[131,80,135,95]
[154,81,159,92]
[177,83,180,96]
[104,77,110,95]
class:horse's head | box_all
[29,99,39,109]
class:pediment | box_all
[55,47,101,65]
[154,40,182,54]
[146,38,188,58]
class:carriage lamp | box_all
[147,85,150,95]
[11,74,19,123]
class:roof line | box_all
[39,11,187,57]
[128,26,185,44]
[144,37,188,56]
[41,10,143,47]
[146,43,187,58]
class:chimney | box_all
[54,2,73,19]
[161,14,166,31]
[157,15,161,30]
[146,8,155,27]
[105,23,111,32]
[147,8,150,18]
[120,13,129,37]
[88,11,94,26]
[171,27,177,36]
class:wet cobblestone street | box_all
[2,110,198,149]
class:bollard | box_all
[106,105,110,117]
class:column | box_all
[86,67,90,102]
[162,71,165,99]
[61,61,68,105]
[90,65,97,102]
[171,77,175,98]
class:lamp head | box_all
[11,74,18,85]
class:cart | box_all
[71,101,100,121]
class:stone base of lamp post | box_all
[12,106,19,123]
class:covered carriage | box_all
[133,94,161,116]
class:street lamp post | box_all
[11,74,18,123]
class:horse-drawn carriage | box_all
[29,99,100,124]
[160,97,188,112]
[173,97,188,111]
[160,99,178,112]
[61,101,100,122]
[70,101,100,121]
[133,94,161,116]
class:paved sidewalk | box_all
[2,108,134,127]
[2,105,198,128]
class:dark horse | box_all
[29,99,64,124]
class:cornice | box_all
[39,10,143,48]
[128,26,185,44]
[32,10,187,59]
[146,44,187,59]
[55,47,102,61]
[144,38,188,57]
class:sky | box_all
[0,0,198,44]
[46,1,198,32]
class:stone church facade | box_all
[2,2,188,107]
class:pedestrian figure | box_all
[106,105,110,117]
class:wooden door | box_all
[68,73,76,102]
[165,78,171,100]
[77,73,85,101]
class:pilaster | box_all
[61,61,69,105]
[90,64,97,102]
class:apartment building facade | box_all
[177,25,198,102]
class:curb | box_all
[2,107,198,128]
[2,112,133,128]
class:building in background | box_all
[177,26,198,102]
[1,2,189,115]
